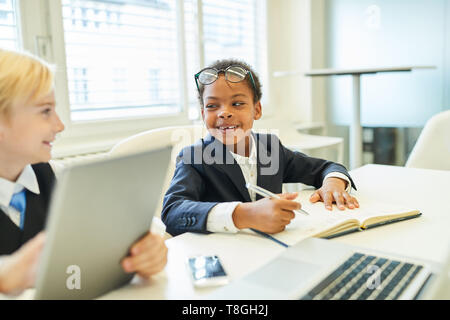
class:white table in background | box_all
[304,66,436,169]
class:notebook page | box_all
[326,192,420,225]
[272,191,354,245]
[295,190,419,223]
[271,190,419,245]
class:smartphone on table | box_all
[186,255,229,287]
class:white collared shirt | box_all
[206,133,351,233]
[0,165,40,228]
[0,161,62,228]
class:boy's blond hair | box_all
[0,48,54,116]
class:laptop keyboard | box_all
[301,253,424,300]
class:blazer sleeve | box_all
[280,139,357,190]
[161,149,218,237]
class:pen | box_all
[250,228,289,248]
[245,182,310,216]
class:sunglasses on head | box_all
[195,65,257,93]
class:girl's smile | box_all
[201,76,261,156]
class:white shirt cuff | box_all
[206,202,241,233]
[324,172,352,193]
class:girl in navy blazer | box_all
[162,59,359,237]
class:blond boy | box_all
[0,49,167,295]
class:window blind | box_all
[202,0,265,73]
[0,0,19,49]
[62,0,182,121]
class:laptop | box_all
[34,147,171,300]
[209,237,448,300]
[421,247,450,299]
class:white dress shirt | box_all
[0,165,40,228]
[0,161,62,228]
[206,134,351,233]
[0,162,62,286]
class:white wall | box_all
[322,0,450,166]
[255,0,325,131]
[326,0,449,128]
[266,0,450,167]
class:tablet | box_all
[34,147,171,299]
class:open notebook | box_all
[268,190,422,246]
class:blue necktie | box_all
[9,189,27,230]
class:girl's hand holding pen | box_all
[232,192,300,234]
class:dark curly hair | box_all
[196,59,263,107]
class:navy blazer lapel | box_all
[203,134,251,202]
[256,133,279,199]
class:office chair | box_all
[110,124,345,229]
[109,125,207,238]
[405,110,450,171]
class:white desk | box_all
[98,164,450,299]
[7,164,450,300]
[303,66,436,169]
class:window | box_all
[0,0,19,49]
[187,0,267,119]
[70,67,89,105]
[203,0,267,77]
[15,0,267,157]
[203,0,254,62]
[62,0,267,122]
[147,68,160,102]
[62,0,182,121]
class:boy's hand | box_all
[310,177,359,211]
[233,192,300,234]
[0,232,45,295]
[121,232,168,279]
